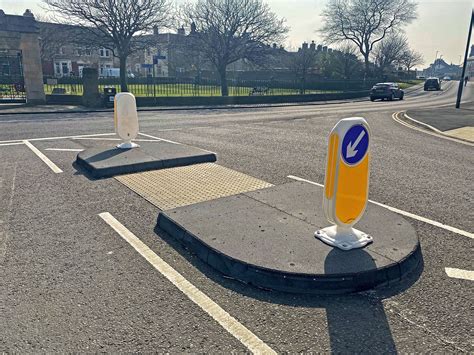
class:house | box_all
[422,58,461,78]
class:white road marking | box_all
[0,142,24,147]
[392,112,474,147]
[72,137,160,142]
[138,132,182,145]
[445,267,474,281]
[45,148,84,152]
[99,212,275,355]
[287,175,474,239]
[0,132,116,144]
[23,140,63,173]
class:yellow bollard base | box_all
[315,225,372,251]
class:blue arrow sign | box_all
[341,125,369,165]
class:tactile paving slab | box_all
[116,163,273,210]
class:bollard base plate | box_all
[117,142,140,149]
[315,225,372,251]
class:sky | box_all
[2,0,473,69]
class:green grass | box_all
[398,80,424,89]
[43,83,340,97]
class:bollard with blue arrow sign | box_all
[316,117,372,250]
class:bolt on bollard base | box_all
[315,225,372,251]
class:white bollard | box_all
[315,117,372,251]
[114,92,139,149]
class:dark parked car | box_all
[369,83,404,101]
[424,78,441,91]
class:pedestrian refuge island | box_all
[75,93,216,179]
[157,117,423,294]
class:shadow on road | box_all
[154,225,423,353]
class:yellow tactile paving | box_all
[443,127,474,142]
[115,163,273,210]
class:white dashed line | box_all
[23,140,63,173]
[99,212,276,355]
[287,175,473,239]
[445,268,474,281]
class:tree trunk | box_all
[119,56,128,92]
[363,54,370,79]
[218,66,229,96]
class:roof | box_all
[0,12,38,33]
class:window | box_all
[54,61,71,77]
[61,62,69,75]
[54,62,61,76]
[76,48,92,56]
[99,48,111,58]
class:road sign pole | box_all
[316,117,372,251]
[114,92,140,149]
[456,9,473,109]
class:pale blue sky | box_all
[2,0,473,68]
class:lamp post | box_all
[432,51,439,76]
[456,9,473,109]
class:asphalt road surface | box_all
[1,82,473,353]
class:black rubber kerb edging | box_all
[157,213,423,294]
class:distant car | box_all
[369,83,404,101]
[443,76,451,81]
[424,78,441,91]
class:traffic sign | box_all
[114,93,140,149]
[341,125,369,165]
[315,117,372,250]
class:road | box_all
[0,81,473,353]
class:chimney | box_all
[273,43,277,49]
[153,25,159,35]
[328,48,333,53]
[310,41,316,51]
[177,26,185,35]
[302,42,308,50]
[23,9,34,17]
[317,44,322,51]
[322,46,328,52]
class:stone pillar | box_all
[82,68,103,107]
[19,32,46,104]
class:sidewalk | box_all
[405,103,474,143]
[0,97,371,116]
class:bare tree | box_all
[36,15,70,62]
[320,0,417,77]
[331,44,363,79]
[286,46,317,93]
[373,33,409,76]
[43,0,172,91]
[183,0,288,96]
[400,48,424,73]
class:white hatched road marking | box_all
[0,132,116,144]
[99,212,276,355]
[0,142,24,147]
[72,137,160,142]
[287,175,473,239]
[45,148,84,152]
[23,140,63,174]
[138,132,182,145]
[445,268,474,281]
